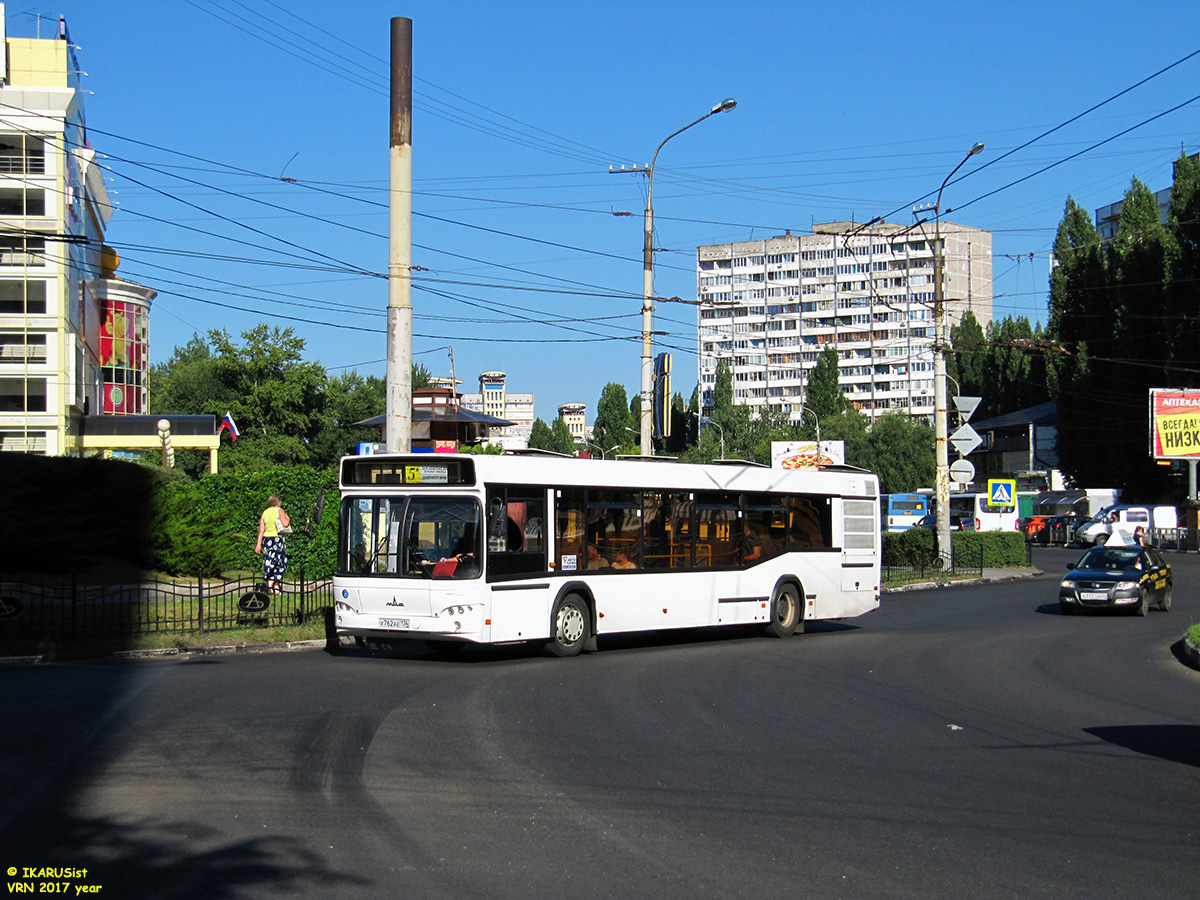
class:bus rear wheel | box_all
[546,594,589,657]
[765,584,802,638]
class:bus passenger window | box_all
[788,495,831,549]
[588,490,641,569]
[696,492,739,567]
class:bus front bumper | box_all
[334,604,487,641]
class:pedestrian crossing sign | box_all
[987,478,1016,506]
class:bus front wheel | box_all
[546,594,589,657]
[765,584,802,638]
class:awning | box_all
[355,407,513,428]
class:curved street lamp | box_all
[933,141,984,567]
[589,442,619,460]
[636,99,737,455]
[797,406,822,467]
[697,414,726,460]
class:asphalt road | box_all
[3,546,1198,899]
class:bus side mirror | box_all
[306,491,326,537]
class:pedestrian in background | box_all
[255,494,290,594]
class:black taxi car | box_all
[1059,544,1172,616]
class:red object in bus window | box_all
[431,559,458,578]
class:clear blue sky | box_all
[26,1,1200,422]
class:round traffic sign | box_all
[949,459,975,483]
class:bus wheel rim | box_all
[776,593,794,624]
[558,605,585,643]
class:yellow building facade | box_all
[0,9,215,464]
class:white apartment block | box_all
[461,370,535,450]
[696,222,992,423]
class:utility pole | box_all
[611,98,737,456]
[931,142,984,568]
[385,17,413,452]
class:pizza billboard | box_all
[771,440,845,469]
[1149,389,1200,460]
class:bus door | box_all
[485,487,551,642]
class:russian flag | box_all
[219,411,240,441]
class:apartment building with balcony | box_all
[696,222,992,423]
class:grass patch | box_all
[1187,623,1200,648]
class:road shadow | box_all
[2,810,364,898]
[328,619,863,664]
[1084,724,1200,768]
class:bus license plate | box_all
[1080,592,1107,601]
[379,617,411,629]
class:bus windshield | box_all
[342,495,481,579]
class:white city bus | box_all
[332,453,880,656]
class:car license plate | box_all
[1080,592,1107,601]
[379,617,411,629]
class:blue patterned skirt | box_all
[262,536,287,580]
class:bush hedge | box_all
[0,455,338,578]
[157,465,339,578]
[882,527,1027,568]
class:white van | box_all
[949,492,1019,533]
[1074,505,1178,545]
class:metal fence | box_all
[1032,526,1194,552]
[882,542,985,584]
[0,570,333,641]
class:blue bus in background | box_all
[882,493,929,532]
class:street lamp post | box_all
[589,442,619,460]
[698,415,725,460]
[798,405,821,466]
[632,98,737,456]
[933,141,984,568]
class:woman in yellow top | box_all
[254,495,290,594]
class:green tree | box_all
[148,335,223,417]
[820,408,870,469]
[528,418,554,451]
[593,383,633,455]
[205,325,327,470]
[550,417,577,455]
[1166,151,1200,370]
[805,347,847,419]
[949,310,986,403]
[1047,178,1188,498]
[863,413,934,494]
[529,417,576,455]
[149,325,326,473]
[309,371,385,467]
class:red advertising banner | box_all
[1150,389,1200,459]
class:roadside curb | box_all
[883,568,1043,594]
[0,639,327,665]
[1182,635,1200,672]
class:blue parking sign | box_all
[987,478,1016,506]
